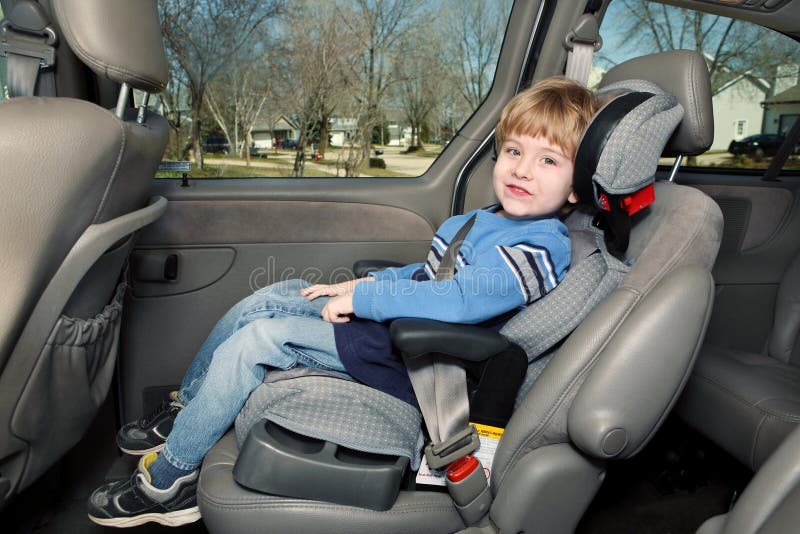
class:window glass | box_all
[152,0,513,179]
[0,3,6,100]
[595,1,799,171]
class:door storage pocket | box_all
[11,280,126,475]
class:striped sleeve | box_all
[496,243,560,304]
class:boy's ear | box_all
[568,190,579,204]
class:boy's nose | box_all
[513,163,533,181]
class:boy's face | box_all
[493,133,578,220]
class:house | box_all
[329,117,358,146]
[710,74,771,151]
[251,115,299,149]
[762,78,800,137]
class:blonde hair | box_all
[495,76,597,161]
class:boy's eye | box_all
[506,147,520,156]
[542,157,558,166]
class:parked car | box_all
[202,136,230,154]
[728,133,784,158]
[283,138,300,149]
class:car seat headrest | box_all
[51,0,168,93]
[573,79,684,257]
[600,50,713,157]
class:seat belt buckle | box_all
[424,425,480,470]
[445,455,492,525]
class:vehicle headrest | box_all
[51,0,168,93]
[573,79,683,256]
[600,50,713,156]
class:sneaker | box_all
[87,452,200,528]
[117,392,184,455]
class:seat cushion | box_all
[235,370,424,469]
[198,432,465,534]
[678,344,800,470]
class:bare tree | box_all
[159,0,283,169]
[394,28,443,148]
[601,1,796,97]
[283,2,349,176]
[443,0,509,109]
[157,57,192,160]
[337,0,422,170]
[205,32,279,165]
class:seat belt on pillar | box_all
[1,0,57,97]
[403,213,493,525]
[763,117,800,182]
[564,13,602,87]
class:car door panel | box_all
[679,177,800,354]
[120,182,442,421]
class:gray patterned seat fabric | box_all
[236,368,426,469]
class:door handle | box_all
[131,252,179,282]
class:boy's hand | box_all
[321,294,354,323]
[300,277,370,301]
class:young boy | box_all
[87,77,597,527]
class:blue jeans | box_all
[162,279,345,471]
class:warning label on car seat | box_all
[415,423,504,487]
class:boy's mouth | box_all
[507,184,531,197]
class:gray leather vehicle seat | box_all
[0,0,168,505]
[696,423,800,534]
[678,252,800,470]
[197,50,723,534]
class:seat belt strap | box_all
[7,52,41,97]
[6,52,54,97]
[404,212,493,524]
[763,117,800,182]
[434,213,477,282]
[405,213,480,470]
[564,14,602,86]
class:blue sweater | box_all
[333,205,570,407]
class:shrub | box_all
[369,157,386,169]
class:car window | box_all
[148,0,514,180]
[595,1,799,172]
[0,3,6,100]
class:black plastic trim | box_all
[390,318,511,362]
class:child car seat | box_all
[197,50,722,534]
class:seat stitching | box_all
[92,113,127,223]
[752,414,769,468]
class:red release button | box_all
[446,455,479,483]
